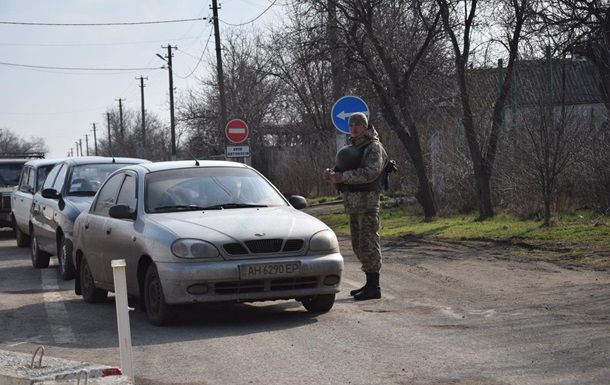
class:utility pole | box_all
[136,75,148,150]
[85,134,90,156]
[158,45,177,159]
[75,141,80,157]
[106,112,112,154]
[92,123,98,156]
[79,139,83,157]
[69,148,73,157]
[211,0,228,133]
[116,98,125,140]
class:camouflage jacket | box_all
[341,126,388,214]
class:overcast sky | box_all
[0,0,283,158]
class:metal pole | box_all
[107,112,112,154]
[137,76,148,150]
[211,0,228,133]
[85,134,89,156]
[167,45,176,160]
[92,123,98,156]
[111,259,134,382]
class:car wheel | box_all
[144,264,174,326]
[80,257,107,303]
[13,218,30,248]
[30,231,50,268]
[58,236,76,280]
[301,293,336,313]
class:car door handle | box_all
[105,227,112,235]
[84,223,89,230]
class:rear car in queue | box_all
[72,160,344,325]
[30,156,149,280]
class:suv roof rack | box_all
[0,152,45,159]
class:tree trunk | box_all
[395,128,437,219]
[475,166,494,220]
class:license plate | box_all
[239,261,301,279]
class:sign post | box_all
[331,96,369,151]
[225,119,250,164]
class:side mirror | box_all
[287,195,307,210]
[109,204,136,220]
[41,188,60,200]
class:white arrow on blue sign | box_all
[331,95,369,134]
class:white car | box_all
[73,160,344,325]
[11,158,62,247]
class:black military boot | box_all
[350,278,366,296]
[353,272,381,301]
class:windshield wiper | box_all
[152,205,211,212]
[201,203,268,210]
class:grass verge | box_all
[314,207,610,270]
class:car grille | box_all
[245,239,283,253]
[214,277,318,295]
[1,194,10,211]
[223,239,305,256]
[223,243,248,255]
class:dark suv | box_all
[0,153,45,228]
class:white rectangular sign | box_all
[226,145,250,158]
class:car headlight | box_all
[309,230,339,252]
[171,239,219,259]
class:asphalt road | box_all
[1,228,609,385]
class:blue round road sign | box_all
[331,96,369,134]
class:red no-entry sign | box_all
[225,119,249,143]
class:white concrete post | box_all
[111,259,134,382]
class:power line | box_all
[219,0,277,27]
[0,17,205,27]
[0,60,162,71]
[0,36,205,48]
[176,27,215,79]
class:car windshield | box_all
[145,167,287,213]
[67,163,132,195]
[0,163,25,187]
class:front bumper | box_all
[156,253,343,304]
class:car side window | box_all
[18,167,31,193]
[92,173,125,216]
[116,174,137,211]
[52,165,68,192]
[26,167,36,192]
[42,164,62,190]
[37,165,55,191]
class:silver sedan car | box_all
[72,160,343,325]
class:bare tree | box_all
[179,29,282,159]
[302,0,444,219]
[437,0,535,219]
[540,0,610,113]
[0,128,47,155]
[517,57,585,225]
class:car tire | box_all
[144,264,174,326]
[30,231,50,268]
[13,218,30,248]
[58,236,76,280]
[80,257,107,303]
[301,293,336,313]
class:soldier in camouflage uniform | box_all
[323,112,388,300]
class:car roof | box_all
[57,156,150,166]
[23,158,68,168]
[133,160,249,173]
[0,159,31,164]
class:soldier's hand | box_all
[322,168,332,181]
[329,171,343,183]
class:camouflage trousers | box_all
[349,212,382,273]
